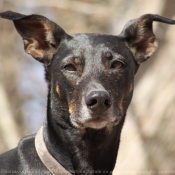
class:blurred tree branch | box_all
[0,85,21,150]
[0,13,24,153]
[6,0,113,15]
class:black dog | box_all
[0,11,175,175]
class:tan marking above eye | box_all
[74,57,80,65]
[105,52,113,60]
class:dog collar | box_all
[35,126,72,175]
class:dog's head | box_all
[1,11,175,131]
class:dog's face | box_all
[1,11,174,131]
[50,34,136,130]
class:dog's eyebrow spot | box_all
[56,84,61,97]
[105,52,113,60]
[74,57,81,65]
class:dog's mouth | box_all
[70,98,123,130]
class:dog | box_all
[0,11,175,175]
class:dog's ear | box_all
[0,11,71,64]
[119,14,175,64]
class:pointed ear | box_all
[119,14,175,64]
[0,11,71,64]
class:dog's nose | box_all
[85,91,111,112]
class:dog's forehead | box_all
[64,34,131,55]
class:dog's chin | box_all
[83,119,109,130]
[71,116,120,131]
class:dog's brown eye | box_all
[64,64,76,71]
[111,61,124,70]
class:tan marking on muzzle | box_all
[129,83,133,93]
[106,124,114,134]
[68,101,76,114]
[56,84,61,97]
[118,97,123,111]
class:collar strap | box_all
[35,126,72,175]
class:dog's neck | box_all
[43,116,124,175]
[42,90,124,174]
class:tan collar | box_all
[35,126,72,175]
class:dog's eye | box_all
[111,61,124,70]
[64,64,76,71]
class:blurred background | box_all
[0,0,175,174]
